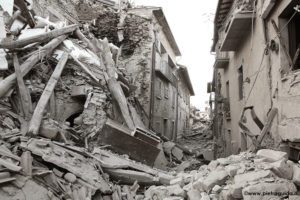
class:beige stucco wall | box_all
[215,0,300,155]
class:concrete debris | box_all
[256,149,288,162]
[143,151,300,199]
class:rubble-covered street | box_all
[0,0,299,199]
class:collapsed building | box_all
[208,0,300,160]
[0,0,201,199]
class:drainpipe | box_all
[149,41,156,130]
[173,72,179,142]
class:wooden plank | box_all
[20,151,32,176]
[27,52,69,136]
[100,38,135,130]
[0,24,78,49]
[13,54,32,120]
[104,168,159,185]
[251,108,278,151]
[0,158,22,172]
[128,103,146,129]
[256,108,278,145]
[0,35,67,98]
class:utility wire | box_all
[243,8,299,105]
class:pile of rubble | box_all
[176,107,214,162]
[189,106,211,136]
[0,0,184,199]
[144,149,300,200]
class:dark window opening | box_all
[66,112,83,127]
[238,66,243,100]
[280,1,300,70]
[163,118,168,137]
[225,81,231,120]
[288,14,300,70]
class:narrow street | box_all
[0,0,299,200]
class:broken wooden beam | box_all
[105,168,160,185]
[0,35,67,98]
[75,29,99,54]
[20,151,32,176]
[0,24,78,50]
[255,108,278,150]
[13,54,32,120]
[100,38,135,130]
[27,52,69,136]
[0,158,22,172]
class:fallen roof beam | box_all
[27,52,69,136]
[0,24,78,50]
[0,35,67,99]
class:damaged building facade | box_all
[29,0,194,140]
[117,7,195,140]
[209,0,300,159]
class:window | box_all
[288,13,300,70]
[163,118,168,137]
[164,84,169,99]
[279,2,300,70]
[225,81,231,120]
[226,81,230,99]
[172,90,176,109]
[238,66,243,100]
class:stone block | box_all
[219,189,234,200]
[187,189,201,200]
[234,170,273,185]
[270,159,293,180]
[200,192,210,200]
[292,164,300,186]
[64,173,76,183]
[172,147,184,161]
[256,149,288,162]
[39,120,59,139]
[278,121,300,142]
[201,170,228,192]
[228,184,243,199]
[71,85,86,98]
[211,185,222,193]
[225,165,240,177]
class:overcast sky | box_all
[133,0,218,110]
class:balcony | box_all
[214,51,229,69]
[220,12,255,51]
[155,61,173,83]
[216,0,256,51]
